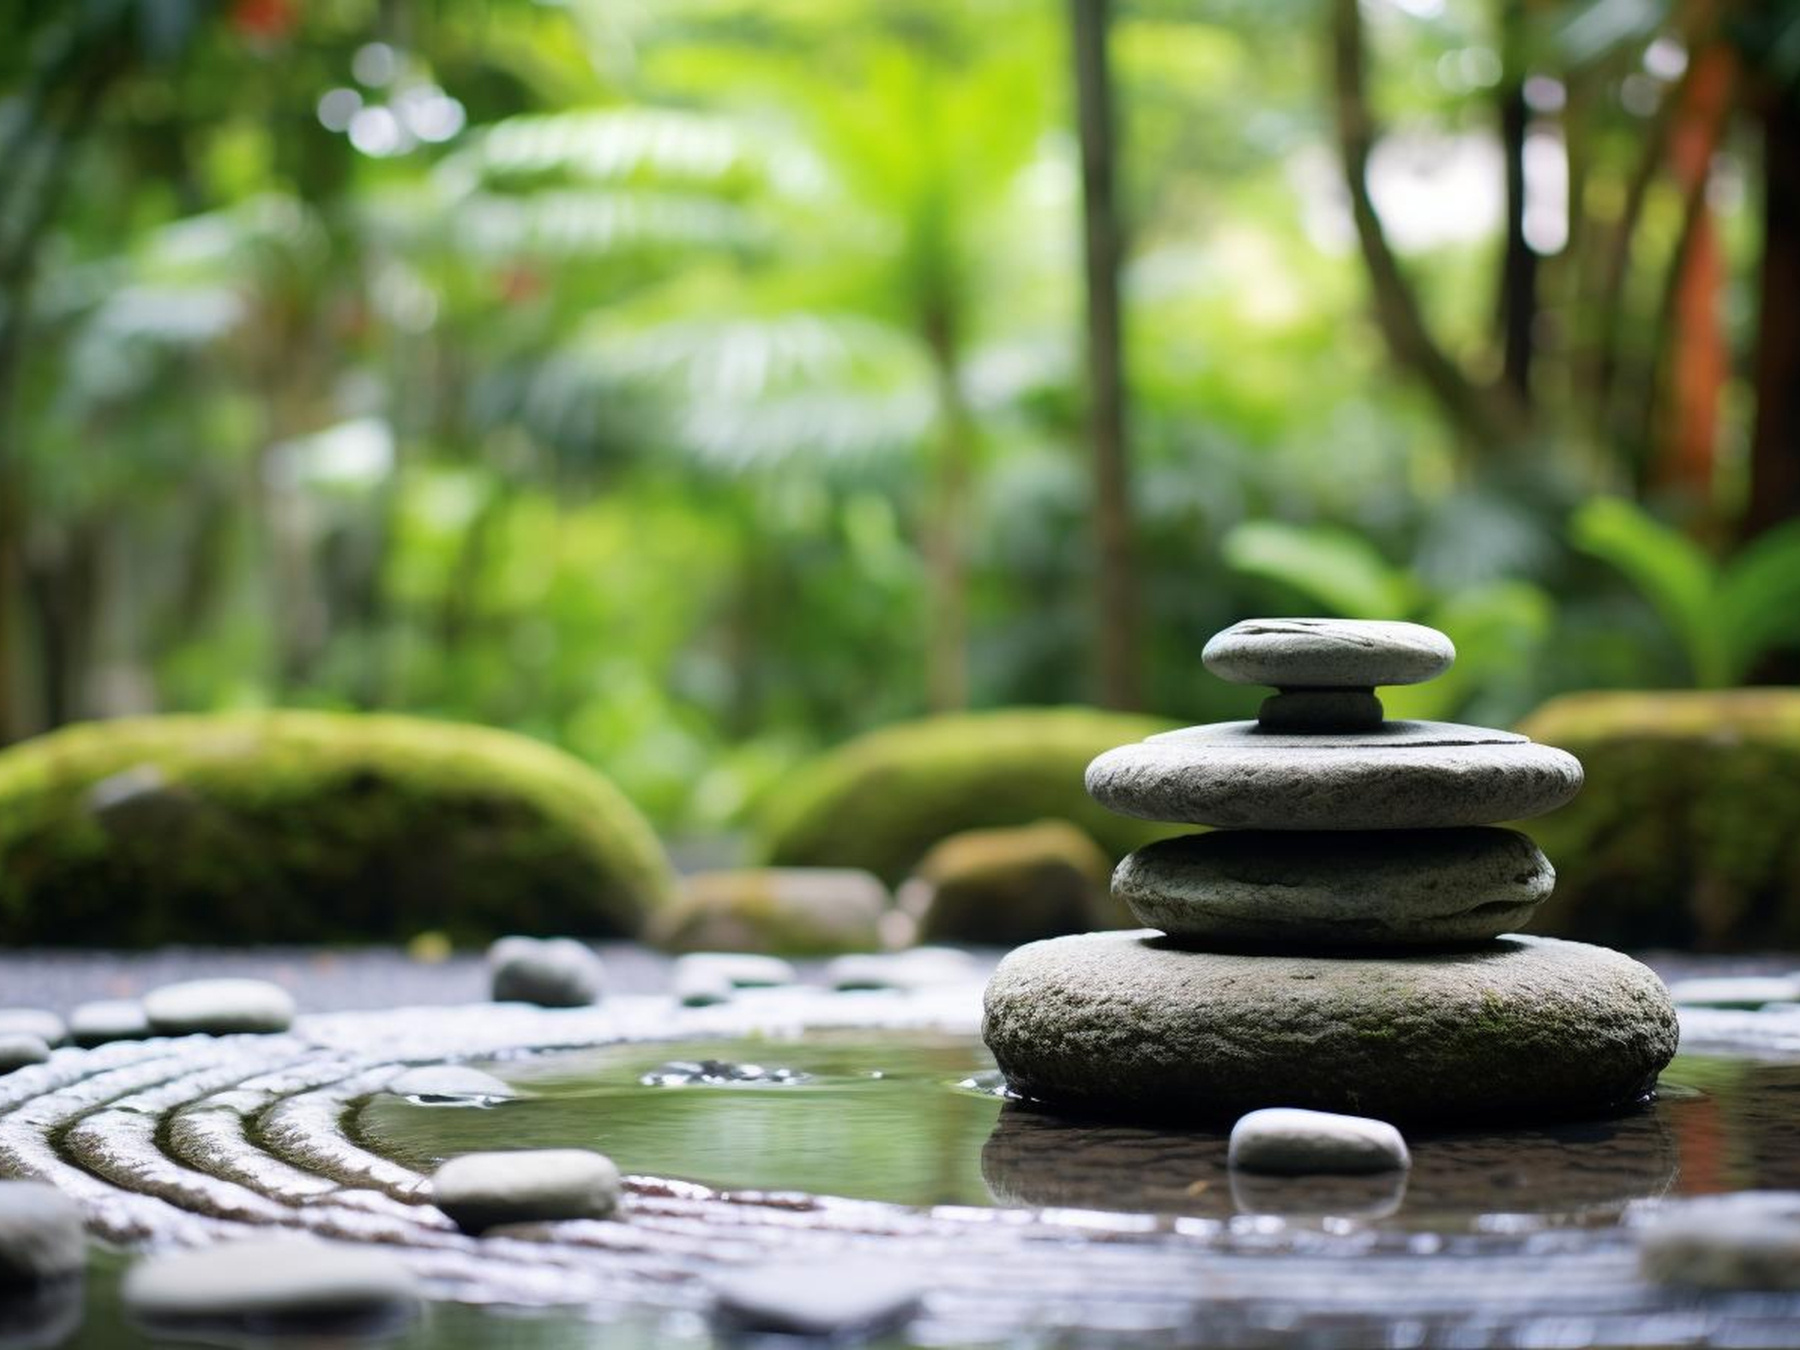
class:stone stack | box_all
[982,618,1680,1124]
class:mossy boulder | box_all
[0,712,674,946]
[648,868,889,956]
[757,708,1185,885]
[1517,690,1800,950]
[899,819,1128,945]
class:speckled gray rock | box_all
[431,1149,622,1233]
[0,1010,65,1047]
[1202,618,1455,688]
[0,1035,51,1074]
[1228,1107,1410,1174]
[1117,828,1553,947]
[143,979,294,1035]
[487,937,604,1008]
[1087,722,1582,829]
[68,999,150,1047]
[711,1259,922,1338]
[0,1182,85,1284]
[981,931,1678,1123]
[122,1236,419,1328]
[1639,1195,1800,1290]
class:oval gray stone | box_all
[981,931,1679,1124]
[0,1035,50,1075]
[1202,619,1455,689]
[0,1010,65,1048]
[711,1259,922,1338]
[122,1236,418,1328]
[1116,828,1553,947]
[487,936,605,1008]
[0,1181,85,1284]
[143,979,295,1036]
[1087,732,1582,830]
[68,1000,150,1048]
[431,1148,622,1233]
[1227,1107,1409,1175]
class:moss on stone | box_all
[1516,690,1800,950]
[757,707,1187,885]
[0,711,674,946]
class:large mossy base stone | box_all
[982,932,1678,1125]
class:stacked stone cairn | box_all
[982,618,1680,1124]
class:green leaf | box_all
[1716,520,1800,681]
[1220,521,1415,620]
[1570,497,1726,686]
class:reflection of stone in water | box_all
[981,1100,1679,1223]
[0,1278,82,1350]
[1229,1169,1407,1220]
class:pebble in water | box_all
[0,1034,51,1075]
[710,1259,923,1340]
[640,1059,809,1088]
[67,999,150,1047]
[0,1182,85,1284]
[487,936,604,1008]
[1640,1197,1800,1291]
[123,1236,420,1332]
[1665,976,1800,1010]
[431,1149,622,1234]
[1228,1107,1411,1176]
[385,1064,515,1106]
[143,978,295,1035]
[0,1009,65,1047]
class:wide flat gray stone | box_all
[981,931,1678,1124]
[143,979,294,1035]
[0,1182,85,1284]
[123,1236,418,1327]
[1116,828,1553,948]
[0,1010,65,1047]
[68,999,150,1047]
[1087,732,1581,830]
[1202,619,1455,688]
[431,1148,621,1233]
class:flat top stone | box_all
[1203,619,1455,689]
[1228,1107,1410,1176]
[431,1148,622,1232]
[143,979,295,1035]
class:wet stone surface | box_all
[1,955,1799,1347]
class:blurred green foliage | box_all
[2,0,1794,837]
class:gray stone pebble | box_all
[1087,733,1582,830]
[1640,1196,1800,1291]
[0,1035,51,1074]
[431,1149,622,1233]
[67,999,150,1047]
[673,964,734,1007]
[1228,1107,1410,1175]
[487,937,604,1008]
[828,947,982,992]
[0,1010,65,1047]
[122,1236,419,1328]
[1202,618,1455,689]
[982,931,1679,1123]
[0,1182,85,1284]
[710,1258,923,1338]
[672,953,797,989]
[143,979,295,1035]
[1116,828,1553,948]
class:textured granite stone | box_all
[981,931,1679,1123]
[1087,727,1581,830]
[1202,619,1455,689]
[1116,828,1553,948]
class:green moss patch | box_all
[1517,690,1800,950]
[757,707,1185,885]
[0,712,673,946]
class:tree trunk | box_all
[1495,0,1538,404]
[1071,0,1141,711]
[921,307,971,714]
[1743,87,1800,540]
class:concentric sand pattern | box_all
[984,617,1681,1123]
